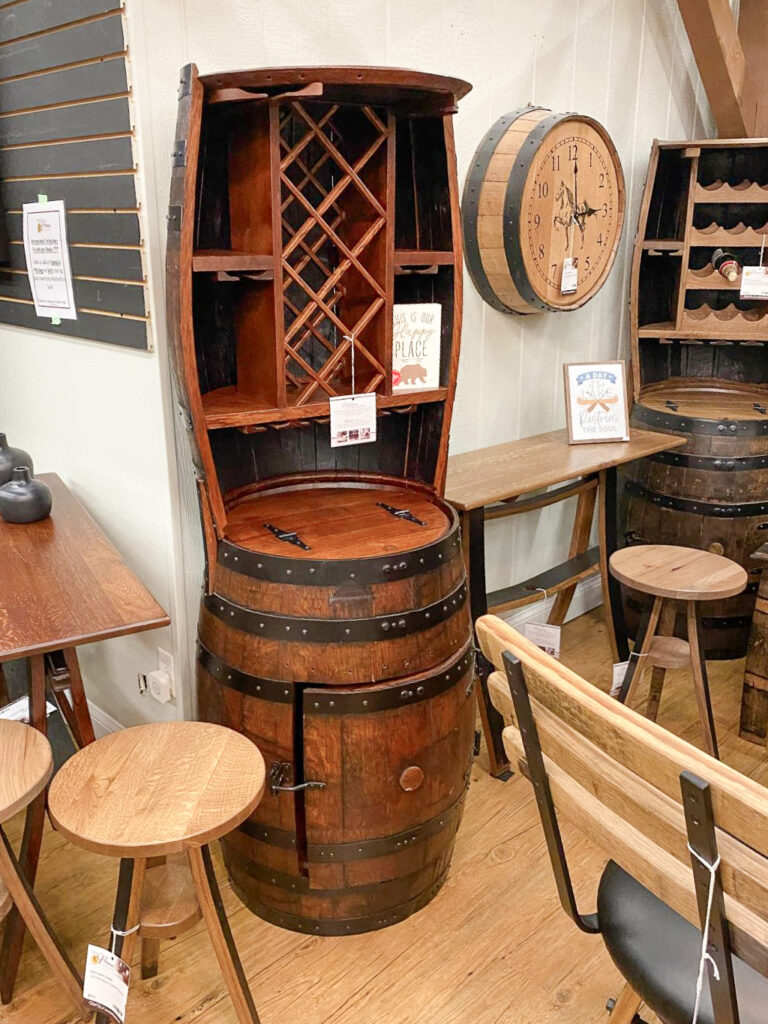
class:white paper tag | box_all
[83,945,130,1023]
[0,696,57,721]
[610,661,630,698]
[560,257,578,295]
[740,265,768,299]
[524,621,561,659]
[22,199,78,320]
[329,393,377,448]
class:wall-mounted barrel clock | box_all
[462,107,625,314]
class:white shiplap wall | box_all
[123,0,713,709]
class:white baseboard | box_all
[87,702,124,737]
[497,573,604,630]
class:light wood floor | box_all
[2,608,767,1024]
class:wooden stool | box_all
[609,544,747,759]
[48,721,266,1024]
[0,720,89,1019]
[0,647,96,1002]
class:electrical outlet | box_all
[158,648,174,687]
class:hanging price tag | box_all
[740,265,768,299]
[329,393,376,448]
[560,257,578,295]
[524,621,561,659]
[610,661,630,698]
[83,945,130,1023]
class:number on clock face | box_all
[524,129,618,300]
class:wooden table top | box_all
[444,428,687,511]
[0,473,170,661]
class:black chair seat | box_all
[598,861,767,1024]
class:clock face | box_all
[522,119,624,309]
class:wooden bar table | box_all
[445,428,686,778]
[0,472,169,1001]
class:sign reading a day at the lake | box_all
[392,303,441,392]
[563,360,630,444]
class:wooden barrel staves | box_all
[741,543,768,743]
[620,391,768,659]
[198,477,476,934]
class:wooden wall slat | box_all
[0,97,130,145]
[0,300,146,348]
[0,136,133,177]
[5,210,140,244]
[0,15,124,79]
[0,56,126,112]
[1,172,135,209]
[0,272,145,315]
[5,239,142,279]
[0,0,121,43]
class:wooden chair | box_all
[0,720,89,1019]
[48,721,266,1024]
[610,544,747,759]
[477,613,768,1024]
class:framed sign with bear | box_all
[392,303,441,391]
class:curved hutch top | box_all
[166,65,471,540]
[630,137,768,419]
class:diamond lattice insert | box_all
[280,101,389,405]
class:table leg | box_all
[687,602,720,760]
[548,481,598,626]
[599,467,629,663]
[0,664,9,706]
[61,649,96,747]
[0,655,48,1003]
[463,508,511,780]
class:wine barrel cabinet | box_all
[166,65,474,934]
[619,140,768,660]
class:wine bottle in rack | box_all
[712,248,741,282]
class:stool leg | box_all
[645,601,677,722]
[608,980,643,1023]
[0,826,89,1020]
[687,602,719,759]
[617,595,663,705]
[95,858,146,1024]
[0,655,48,1002]
[140,938,161,980]
[188,845,261,1024]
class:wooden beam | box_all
[737,0,768,136]
[677,0,759,137]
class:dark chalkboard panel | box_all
[0,1,147,349]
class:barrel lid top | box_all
[639,386,768,422]
[197,66,471,106]
[224,482,454,560]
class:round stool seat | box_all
[609,544,747,601]
[48,722,265,858]
[0,719,52,824]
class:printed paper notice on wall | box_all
[22,200,77,320]
[392,303,441,392]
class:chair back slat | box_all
[477,614,768,974]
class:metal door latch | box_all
[376,502,427,526]
[263,522,311,550]
[269,762,326,795]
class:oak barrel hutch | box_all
[166,65,475,934]
[620,138,768,661]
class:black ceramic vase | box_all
[0,467,52,523]
[0,433,33,485]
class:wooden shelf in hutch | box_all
[694,181,768,203]
[192,250,273,274]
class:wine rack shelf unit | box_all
[631,139,768,401]
[168,66,471,534]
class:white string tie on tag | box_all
[687,843,722,1024]
[110,922,140,954]
[343,332,356,397]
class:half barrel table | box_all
[0,472,169,1000]
[445,427,686,778]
